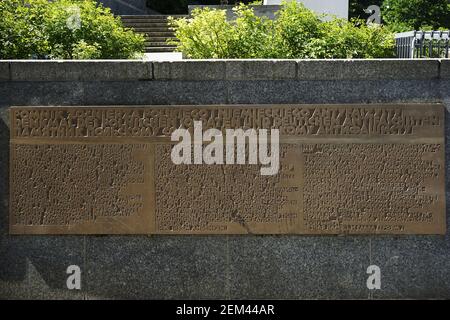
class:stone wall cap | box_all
[296,59,440,80]
[439,59,450,79]
[9,60,152,81]
[0,61,9,81]
[1,59,446,81]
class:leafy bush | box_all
[382,0,450,32]
[229,5,277,58]
[273,1,325,58]
[168,8,234,58]
[0,0,145,59]
[72,40,101,59]
[168,2,395,59]
[0,0,49,59]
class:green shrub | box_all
[0,0,49,59]
[168,8,234,58]
[0,0,145,59]
[321,19,395,59]
[72,40,101,59]
[169,2,395,59]
[229,4,276,58]
[273,1,325,58]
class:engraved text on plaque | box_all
[10,104,445,234]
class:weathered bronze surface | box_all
[10,104,446,235]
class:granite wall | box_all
[0,59,449,299]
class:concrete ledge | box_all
[154,60,297,81]
[1,59,445,82]
[297,59,440,80]
[0,62,9,81]
[153,60,226,80]
[225,60,296,80]
[151,59,439,81]
[440,59,450,79]
[9,60,152,81]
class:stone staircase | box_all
[120,15,187,53]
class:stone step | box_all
[144,37,177,42]
[122,20,170,25]
[121,17,168,21]
[144,39,177,44]
[144,31,175,37]
[120,16,168,22]
[120,15,187,24]
[123,22,170,28]
[145,46,177,52]
[120,15,187,19]
[145,42,176,47]
[132,27,172,33]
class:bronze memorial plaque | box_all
[9,104,446,235]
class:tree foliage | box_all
[382,0,450,32]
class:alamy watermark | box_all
[66,5,81,31]
[170,121,280,176]
[365,5,381,25]
[366,265,381,290]
[66,265,81,290]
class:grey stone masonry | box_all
[6,60,152,81]
[440,59,450,79]
[0,59,450,299]
[1,59,445,82]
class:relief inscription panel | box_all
[9,104,446,234]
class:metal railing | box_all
[395,30,449,58]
